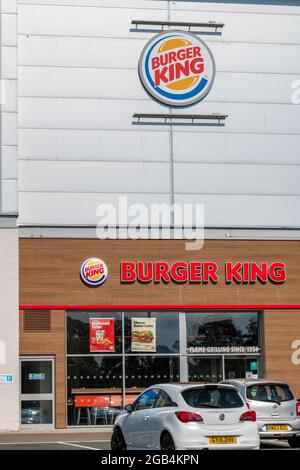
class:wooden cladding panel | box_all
[19,239,300,306]
[264,309,300,399]
[20,310,66,429]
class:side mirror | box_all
[124,404,133,413]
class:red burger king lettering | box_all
[151,46,204,87]
[121,262,219,284]
[120,262,287,284]
[85,263,105,280]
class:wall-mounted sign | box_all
[80,258,108,286]
[29,373,45,381]
[0,374,13,384]
[138,30,216,107]
[89,318,115,352]
[131,318,156,352]
[121,261,287,284]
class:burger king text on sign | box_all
[120,261,287,284]
[138,30,216,107]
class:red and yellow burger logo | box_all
[80,258,108,286]
[139,30,216,107]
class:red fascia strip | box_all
[19,304,300,311]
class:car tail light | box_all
[239,410,256,422]
[296,403,300,416]
[245,402,250,410]
[175,411,203,423]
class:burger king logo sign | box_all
[138,30,216,107]
[80,258,108,286]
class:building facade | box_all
[19,239,300,428]
[1,0,300,430]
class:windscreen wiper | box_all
[259,399,281,406]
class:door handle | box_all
[144,415,150,421]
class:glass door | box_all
[20,357,54,428]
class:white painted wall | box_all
[0,228,19,431]
[17,0,300,227]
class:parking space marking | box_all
[0,440,110,446]
[58,442,100,450]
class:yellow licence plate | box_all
[267,425,289,432]
[208,436,237,445]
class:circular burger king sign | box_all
[138,30,216,107]
[80,258,108,286]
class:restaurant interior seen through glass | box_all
[67,311,261,426]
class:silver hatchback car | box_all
[221,379,300,448]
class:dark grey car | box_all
[221,379,300,448]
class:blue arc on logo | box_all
[144,34,208,101]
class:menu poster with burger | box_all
[131,318,156,352]
[89,318,115,352]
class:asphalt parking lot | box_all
[0,440,111,451]
[0,440,297,451]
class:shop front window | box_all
[186,312,259,354]
[187,357,222,383]
[67,311,122,354]
[67,356,123,426]
[66,310,261,426]
[224,357,259,380]
[125,356,180,399]
[125,311,179,354]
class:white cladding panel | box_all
[19,129,170,162]
[19,161,170,193]
[17,4,300,45]
[19,193,171,226]
[17,1,300,227]
[18,35,300,75]
[18,66,300,105]
[19,97,300,135]
[175,194,300,227]
[1,5,18,215]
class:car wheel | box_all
[161,431,175,451]
[288,436,300,448]
[111,428,127,451]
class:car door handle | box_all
[144,415,150,421]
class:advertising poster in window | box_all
[131,318,156,352]
[89,318,115,352]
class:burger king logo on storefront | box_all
[80,258,108,286]
[138,30,216,107]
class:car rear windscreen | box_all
[246,384,294,403]
[182,387,244,409]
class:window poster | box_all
[131,318,156,352]
[89,318,115,352]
